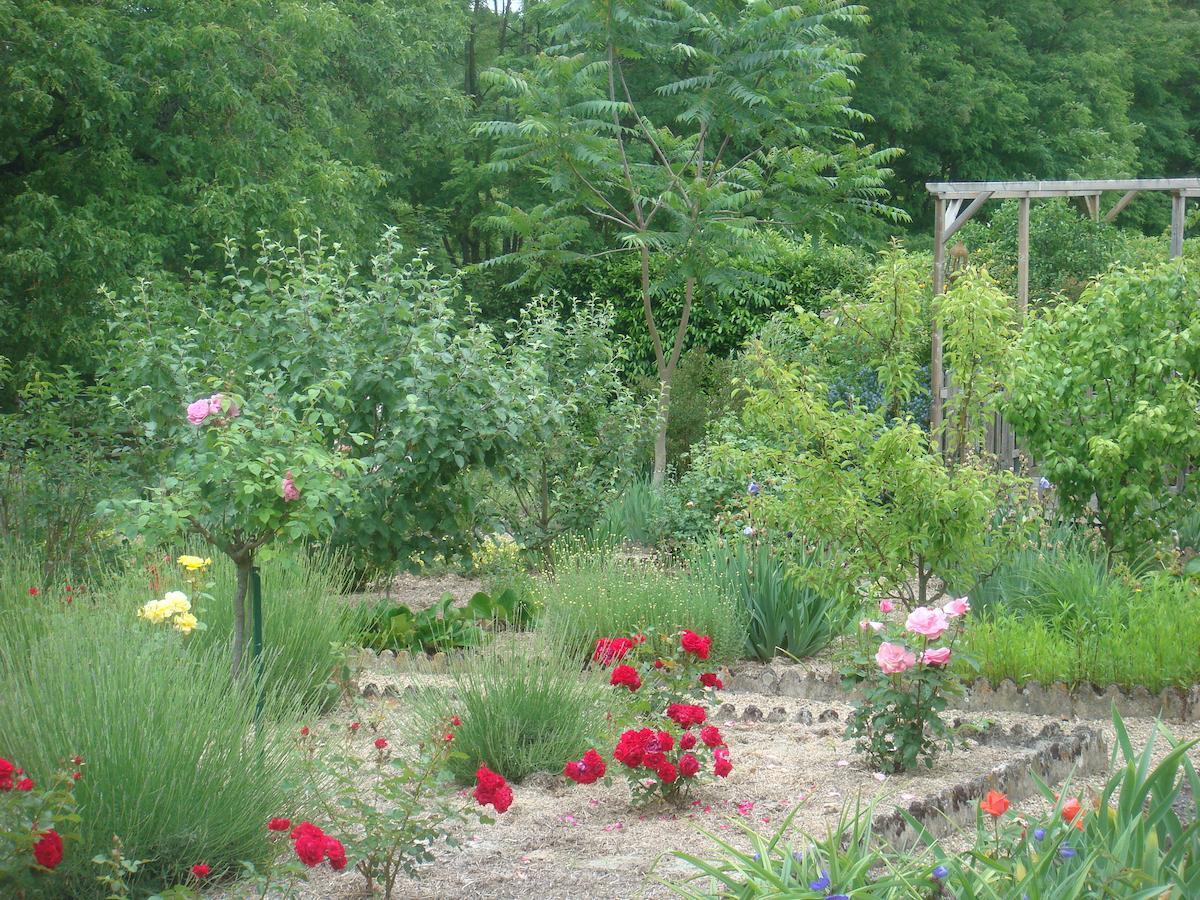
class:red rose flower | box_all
[680,630,712,660]
[72,771,82,780]
[679,752,700,778]
[564,748,607,785]
[443,732,455,742]
[299,726,309,736]
[699,672,723,689]
[642,750,666,769]
[713,747,733,778]
[451,715,461,726]
[679,732,697,751]
[699,725,723,748]
[28,586,39,596]
[609,664,642,691]
[592,637,635,666]
[0,757,12,791]
[657,762,678,783]
[33,830,63,869]
[349,721,360,732]
[374,737,388,750]
[614,729,651,768]
[191,863,210,878]
[16,777,33,791]
[474,765,513,813]
[290,821,325,842]
[666,703,707,728]
[324,836,347,870]
[268,817,292,832]
[294,834,326,867]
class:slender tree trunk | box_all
[652,378,672,486]
[231,557,251,679]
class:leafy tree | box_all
[0,0,468,376]
[476,0,902,484]
[1005,261,1200,555]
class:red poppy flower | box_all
[1061,796,1082,823]
[191,863,210,878]
[980,790,1010,817]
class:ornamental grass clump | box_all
[0,600,304,893]
[536,547,746,664]
[411,631,613,784]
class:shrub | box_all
[0,601,303,895]
[652,347,738,475]
[536,548,747,664]
[687,539,848,661]
[1005,260,1200,556]
[411,632,613,784]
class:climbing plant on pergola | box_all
[925,177,1199,464]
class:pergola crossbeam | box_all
[927,175,1197,469]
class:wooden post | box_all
[931,197,946,442]
[1171,192,1186,258]
[1017,196,1030,318]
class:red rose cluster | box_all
[473,765,513,813]
[0,756,17,791]
[272,819,347,870]
[666,703,706,727]
[563,748,607,784]
[680,629,712,660]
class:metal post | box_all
[931,197,946,444]
[250,566,265,720]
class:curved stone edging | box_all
[722,665,1200,722]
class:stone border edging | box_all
[723,665,1200,722]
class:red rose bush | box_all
[567,628,732,804]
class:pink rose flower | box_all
[943,596,971,618]
[878,599,894,613]
[923,647,952,667]
[281,471,301,502]
[209,393,239,421]
[875,642,916,674]
[186,397,215,425]
[905,606,949,639]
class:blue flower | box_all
[792,851,803,863]
[1059,844,1076,859]
[932,864,949,880]
[752,852,761,862]
[809,870,830,891]
[1039,476,1052,491]
[825,895,850,900]
[743,525,755,537]
[748,480,761,495]
[1033,828,1046,841]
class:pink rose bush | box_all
[844,597,971,773]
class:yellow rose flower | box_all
[178,555,212,571]
[138,599,171,624]
[173,612,199,635]
[161,591,191,617]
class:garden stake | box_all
[251,566,265,721]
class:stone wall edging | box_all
[722,665,1200,722]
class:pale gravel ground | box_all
[211,660,1200,900]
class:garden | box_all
[5,2,1200,899]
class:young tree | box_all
[476,0,902,484]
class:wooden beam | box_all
[931,197,946,442]
[1017,197,1030,317]
[942,191,993,242]
[1170,192,1186,258]
[1103,189,1139,222]
[1084,194,1100,220]
[926,177,1200,200]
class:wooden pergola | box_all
[926,177,1200,461]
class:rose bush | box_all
[843,597,973,772]
[0,755,80,895]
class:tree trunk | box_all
[652,377,671,487]
[231,557,252,679]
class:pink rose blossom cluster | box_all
[868,597,970,675]
[186,393,240,426]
